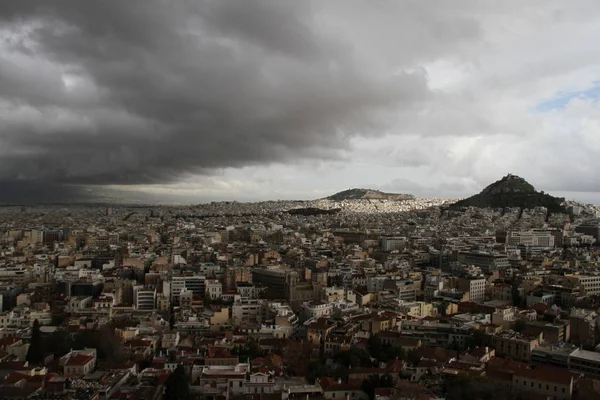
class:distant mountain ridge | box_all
[451,174,565,212]
[327,188,415,201]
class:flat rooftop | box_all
[571,348,600,363]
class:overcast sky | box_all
[1,1,600,204]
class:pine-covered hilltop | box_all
[450,174,566,212]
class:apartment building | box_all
[301,301,332,321]
[0,266,32,285]
[569,348,600,378]
[526,292,555,307]
[457,277,486,303]
[512,366,577,400]
[170,275,205,304]
[492,283,513,302]
[320,286,345,302]
[397,301,433,318]
[205,279,223,300]
[566,275,600,296]
[491,331,542,362]
[457,251,510,272]
[232,298,265,325]
[133,286,156,310]
[381,237,407,251]
[508,230,555,248]
[524,319,570,343]
[252,267,299,300]
[569,308,599,347]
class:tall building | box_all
[491,331,542,361]
[457,251,510,272]
[205,279,223,299]
[133,286,156,310]
[0,266,32,285]
[115,279,135,305]
[170,275,205,304]
[381,237,407,251]
[567,275,600,296]
[457,277,486,303]
[575,220,600,243]
[252,267,299,300]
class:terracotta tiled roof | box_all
[3,372,29,384]
[207,346,233,358]
[0,361,28,370]
[65,354,94,366]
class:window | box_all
[562,388,566,393]
[554,386,557,392]
[546,385,549,390]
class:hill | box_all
[450,174,565,212]
[327,188,415,201]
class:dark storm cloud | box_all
[0,0,434,192]
[0,180,95,204]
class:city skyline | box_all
[2,1,600,204]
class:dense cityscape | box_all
[2,2,600,400]
[0,176,600,399]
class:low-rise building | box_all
[491,331,542,362]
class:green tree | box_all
[45,329,73,357]
[334,348,372,368]
[169,308,175,330]
[233,340,264,360]
[26,319,45,365]
[72,324,125,363]
[514,319,527,333]
[406,349,421,367]
[283,341,315,377]
[367,336,406,363]
[306,359,327,384]
[361,374,394,400]
[444,375,514,400]
[465,330,488,349]
[164,364,190,400]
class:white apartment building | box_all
[301,301,332,320]
[236,282,260,299]
[133,286,156,310]
[170,275,206,304]
[381,237,407,251]
[567,275,600,296]
[367,276,387,293]
[205,279,223,300]
[526,292,555,307]
[232,298,264,325]
[508,230,555,247]
[397,301,433,318]
[321,286,345,302]
[458,277,486,303]
[0,266,32,285]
